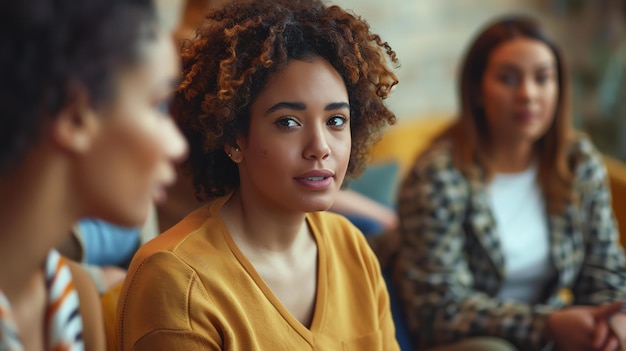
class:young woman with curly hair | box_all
[0,0,186,349]
[117,0,400,350]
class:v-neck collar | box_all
[209,194,327,343]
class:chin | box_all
[307,205,333,213]
[108,214,146,229]
[297,197,334,213]
[521,126,549,140]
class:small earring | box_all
[227,153,232,158]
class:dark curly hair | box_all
[173,0,399,200]
[0,0,156,175]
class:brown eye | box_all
[275,117,300,129]
[327,115,347,127]
[497,73,519,86]
[536,73,550,84]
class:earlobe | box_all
[224,144,243,164]
[51,88,100,155]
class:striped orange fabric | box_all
[0,291,21,350]
[44,251,84,350]
[0,250,84,350]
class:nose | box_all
[303,124,331,160]
[518,77,536,103]
[164,118,188,163]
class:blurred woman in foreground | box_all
[0,0,186,349]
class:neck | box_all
[221,190,310,253]
[0,153,77,302]
[487,138,535,174]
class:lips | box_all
[514,110,537,122]
[294,169,334,190]
[152,186,167,204]
[152,180,174,204]
[296,169,334,178]
[303,176,325,181]
[152,167,177,204]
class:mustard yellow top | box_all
[117,194,399,351]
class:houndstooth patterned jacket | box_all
[393,136,626,350]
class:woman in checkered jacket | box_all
[394,15,626,351]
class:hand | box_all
[101,266,127,291]
[546,302,623,351]
[593,318,619,351]
[592,302,625,351]
[608,312,626,350]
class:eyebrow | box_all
[496,62,556,71]
[326,102,350,111]
[266,101,350,114]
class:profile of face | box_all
[480,37,558,147]
[75,30,188,227]
[231,56,351,214]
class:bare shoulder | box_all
[66,260,106,351]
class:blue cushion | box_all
[78,219,141,267]
[347,162,399,208]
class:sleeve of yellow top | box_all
[132,330,220,351]
[119,251,222,350]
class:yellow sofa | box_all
[369,117,626,248]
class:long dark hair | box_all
[449,14,573,214]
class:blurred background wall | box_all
[330,0,626,160]
[183,0,626,160]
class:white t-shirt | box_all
[487,164,555,303]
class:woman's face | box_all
[480,37,558,147]
[77,30,187,227]
[234,56,351,214]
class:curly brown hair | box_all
[172,0,399,200]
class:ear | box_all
[224,143,243,164]
[51,86,101,155]
[224,134,248,164]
